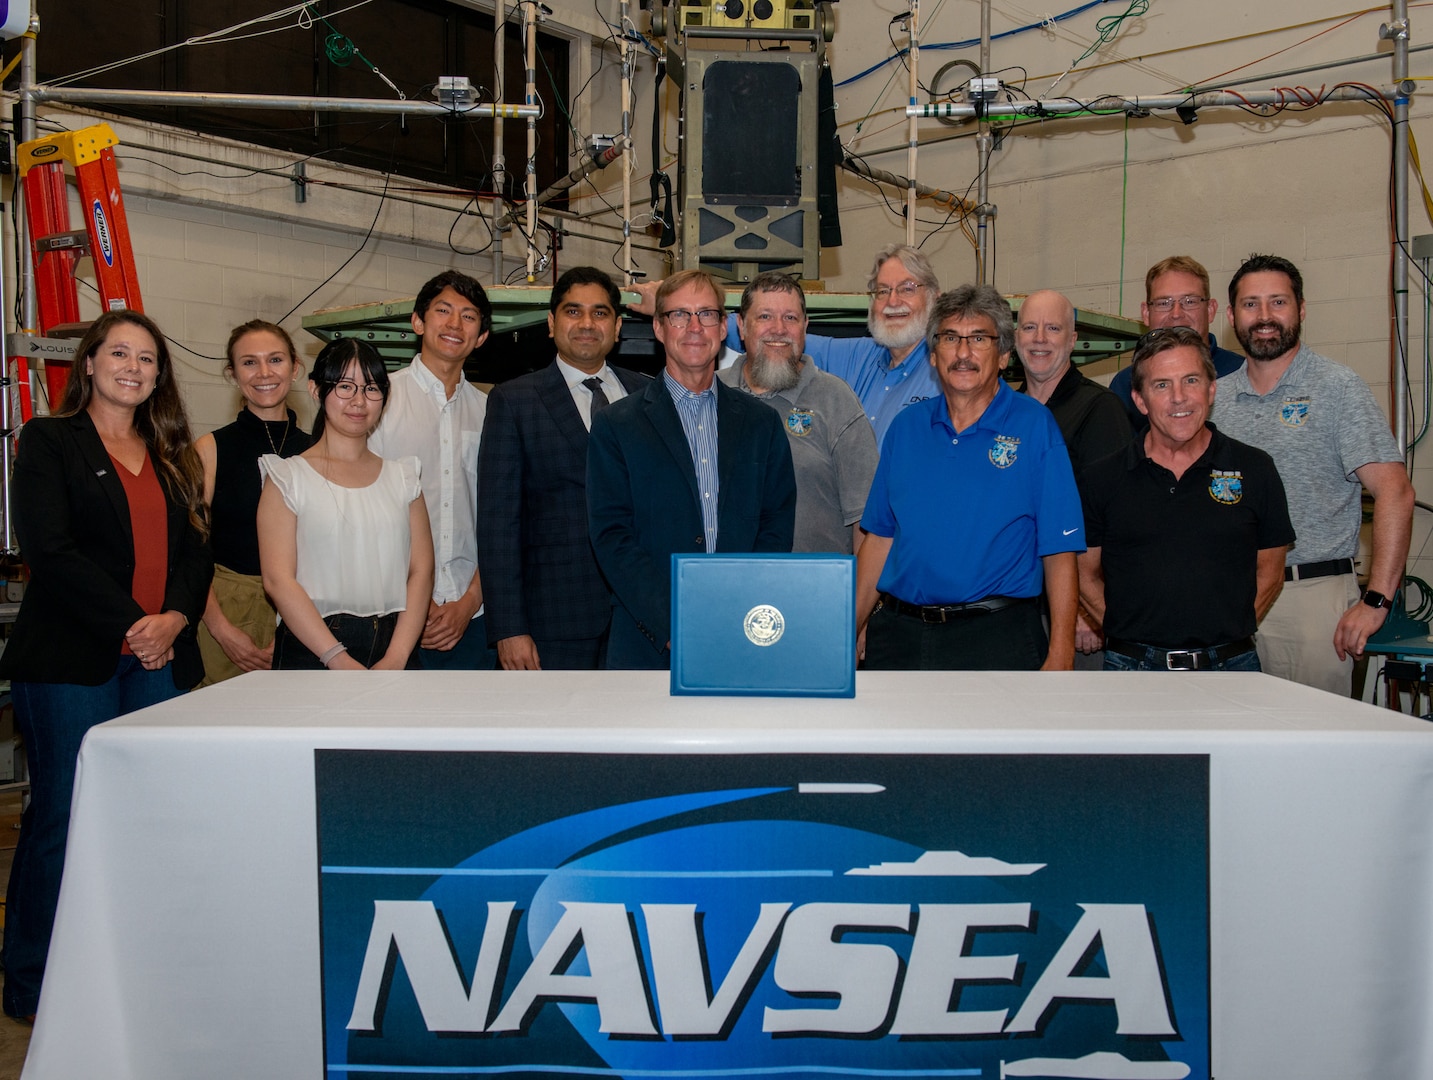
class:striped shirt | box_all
[664,370,720,551]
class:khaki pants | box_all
[1255,573,1360,697]
[196,565,278,687]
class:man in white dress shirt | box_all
[370,269,495,669]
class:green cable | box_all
[1073,0,1149,68]
[1118,111,1129,318]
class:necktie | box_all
[584,376,610,418]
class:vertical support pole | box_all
[7,3,40,553]
[492,0,507,284]
[905,1,919,246]
[524,0,538,282]
[976,0,993,285]
[620,0,633,284]
[1390,0,1411,455]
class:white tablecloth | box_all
[19,670,1433,1078]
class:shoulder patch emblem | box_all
[989,434,1021,469]
[1280,398,1311,426]
[786,409,814,437]
[1209,469,1243,505]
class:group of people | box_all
[0,246,1413,1017]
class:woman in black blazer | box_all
[0,309,212,1019]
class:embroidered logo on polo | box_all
[786,409,814,437]
[1280,398,1311,426]
[989,434,1020,468]
[1209,470,1243,505]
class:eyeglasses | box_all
[868,281,927,303]
[331,379,384,400]
[934,330,997,351]
[660,308,724,328]
[1148,296,1208,313]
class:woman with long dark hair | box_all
[0,309,213,1018]
[193,320,311,684]
[257,337,433,670]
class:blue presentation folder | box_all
[670,553,856,698]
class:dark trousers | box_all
[533,635,606,670]
[864,599,1047,671]
[4,656,180,1017]
[419,613,498,671]
[273,613,420,670]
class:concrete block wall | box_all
[18,0,1433,589]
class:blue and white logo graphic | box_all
[786,409,814,437]
[1208,470,1243,505]
[989,434,1020,469]
[91,200,114,267]
[1280,398,1310,427]
[316,753,1210,1080]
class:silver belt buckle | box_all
[1165,650,1201,671]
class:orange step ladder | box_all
[10,123,143,418]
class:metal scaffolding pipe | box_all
[23,85,538,117]
[524,0,538,281]
[839,156,975,215]
[495,138,631,230]
[905,1,919,246]
[976,0,992,283]
[907,84,1407,119]
[1389,1,1411,455]
[493,0,508,284]
[620,0,633,284]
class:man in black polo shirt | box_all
[1077,327,1294,671]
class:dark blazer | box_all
[587,374,797,669]
[0,412,213,688]
[476,360,650,646]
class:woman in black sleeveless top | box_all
[193,320,311,683]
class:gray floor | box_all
[0,786,33,1078]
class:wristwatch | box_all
[1362,590,1393,611]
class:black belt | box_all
[879,592,1034,623]
[1106,636,1257,671]
[1284,558,1353,582]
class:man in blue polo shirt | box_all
[855,284,1084,670]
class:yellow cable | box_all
[1408,129,1433,225]
[0,30,36,86]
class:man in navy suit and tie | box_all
[587,269,797,670]
[476,267,650,669]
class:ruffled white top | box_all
[259,454,423,619]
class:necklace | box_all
[259,411,290,456]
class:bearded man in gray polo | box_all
[1211,253,1413,695]
[719,272,878,555]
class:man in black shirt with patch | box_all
[1077,327,1294,671]
[1016,289,1132,664]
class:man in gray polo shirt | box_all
[720,272,878,555]
[1211,253,1413,695]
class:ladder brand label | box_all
[90,200,114,267]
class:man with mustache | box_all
[1211,253,1413,695]
[1077,327,1293,672]
[855,285,1084,670]
[718,272,878,555]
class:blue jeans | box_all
[419,612,497,671]
[3,656,180,1017]
[1104,645,1262,673]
